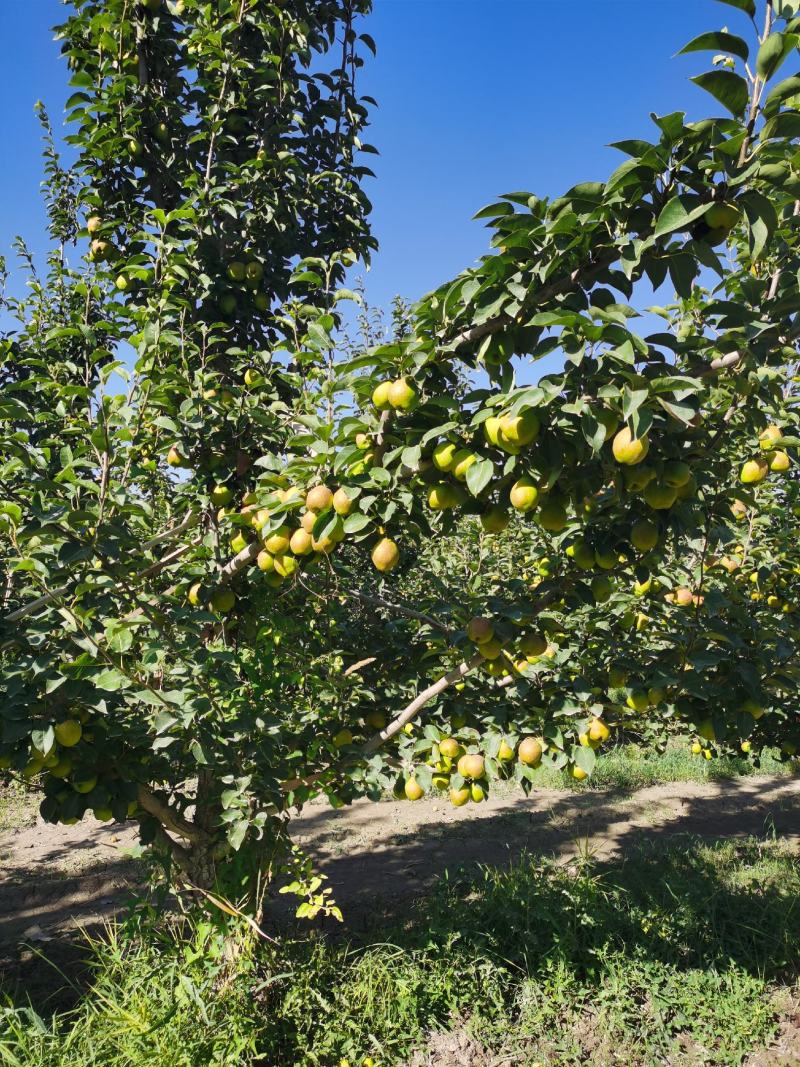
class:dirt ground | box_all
[2,773,799,947]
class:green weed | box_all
[2,836,798,1066]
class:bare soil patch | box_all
[1,774,798,948]
[290,775,800,934]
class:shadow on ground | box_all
[284,774,800,936]
[1,775,798,1017]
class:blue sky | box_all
[0,0,742,314]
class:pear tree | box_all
[1,0,799,907]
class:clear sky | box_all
[0,0,740,313]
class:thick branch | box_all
[363,653,483,752]
[137,785,207,843]
[280,653,483,793]
[141,510,199,552]
[151,823,192,872]
[134,537,200,582]
[217,540,260,584]
[706,350,744,374]
[282,586,566,795]
[448,249,619,350]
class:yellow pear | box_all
[509,476,540,513]
[612,426,649,465]
[740,457,768,484]
[306,485,333,513]
[518,737,543,766]
[372,537,399,573]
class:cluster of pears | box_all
[427,408,692,536]
[428,408,563,530]
[577,716,612,752]
[187,480,400,613]
[663,585,704,609]
[86,213,118,272]
[399,732,546,807]
[218,255,269,316]
[684,692,799,760]
[86,214,155,295]
[329,708,392,752]
[1,717,84,782]
[372,376,417,411]
[612,426,696,512]
[348,431,377,476]
[1,714,132,824]
[745,563,796,614]
[482,407,541,454]
[740,425,792,485]
[428,405,540,492]
[466,615,554,678]
[557,524,664,604]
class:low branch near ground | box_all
[137,785,207,844]
[282,584,567,796]
[281,653,484,794]
[151,823,191,872]
[362,653,484,752]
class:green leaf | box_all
[668,253,698,299]
[343,512,371,534]
[473,201,515,220]
[650,111,686,142]
[713,0,756,16]
[573,745,597,775]
[649,375,704,394]
[0,502,22,523]
[740,189,778,261]
[154,710,178,734]
[93,668,130,692]
[678,31,749,62]
[622,382,650,422]
[657,396,698,424]
[763,73,800,116]
[31,726,55,757]
[756,33,793,81]
[466,458,494,497]
[690,71,749,116]
[400,445,422,470]
[190,740,209,765]
[581,413,606,454]
[104,620,134,654]
[227,821,248,851]
[653,195,708,238]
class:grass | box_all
[0,782,35,835]
[526,739,793,793]
[2,835,799,1066]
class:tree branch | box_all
[343,656,377,677]
[351,589,454,635]
[280,653,483,794]
[3,511,199,624]
[282,585,566,795]
[363,653,483,752]
[217,540,261,584]
[151,823,192,872]
[447,249,619,350]
[137,785,207,843]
